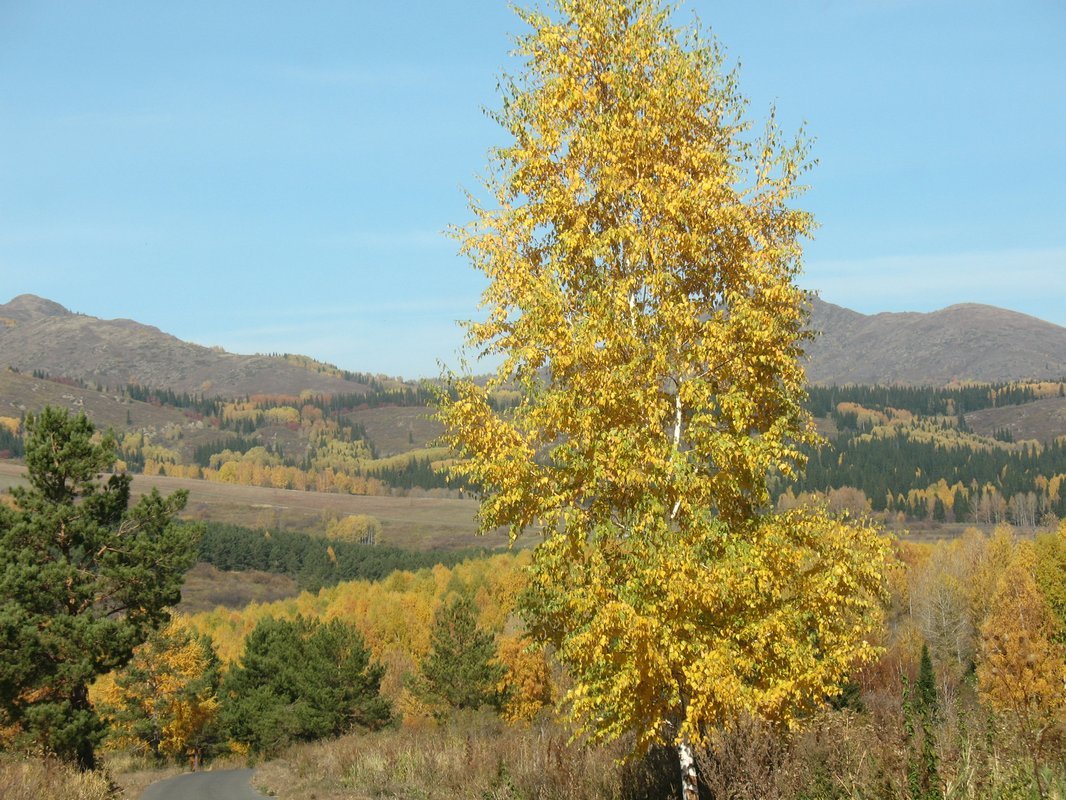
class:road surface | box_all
[140,768,268,800]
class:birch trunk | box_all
[678,737,699,800]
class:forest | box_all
[5,375,1066,529]
[777,382,1066,527]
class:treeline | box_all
[94,551,547,767]
[194,522,487,592]
[805,381,1065,418]
[192,435,259,467]
[795,430,1066,508]
[367,455,467,492]
[788,382,1066,523]
[124,383,222,418]
[0,426,22,458]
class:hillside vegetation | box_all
[783,382,1066,528]
[130,522,1066,798]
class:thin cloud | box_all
[268,63,438,89]
[312,229,450,251]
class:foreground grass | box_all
[254,712,678,800]
[0,755,114,800]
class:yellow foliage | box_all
[0,416,19,435]
[977,542,1066,749]
[436,0,890,758]
[497,634,554,722]
[184,553,531,715]
[1033,524,1066,638]
[96,619,220,763]
[262,406,300,425]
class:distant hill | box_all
[5,292,1066,393]
[0,294,380,397]
[805,297,1066,385]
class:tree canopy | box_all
[414,594,505,715]
[219,616,391,754]
[0,407,197,769]
[96,620,222,768]
[438,1,889,795]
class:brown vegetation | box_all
[176,564,300,615]
[0,756,113,800]
[254,712,678,800]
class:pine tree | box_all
[220,616,390,754]
[903,644,943,800]
[0,407,197,769]
[416,594,504,715]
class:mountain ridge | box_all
[0,295,382,397]
[3,293,1066,390]
[804,297,1066,385]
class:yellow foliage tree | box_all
[496,633,554,723]
[977,542,1066,798]
[1033,521,1066,641]
[438,1,889,795]
[326,514,381,544]
[96,620,221,768]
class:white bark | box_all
[671,384,682,520]
[678,737,699,800]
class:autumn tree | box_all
[496,632,554,722]
[903,644,943,800]
[1033,521,1066,642]
[438,1,889,796]
[97,620,221,768]
[977,542,1066,798]
[0,407,197,769]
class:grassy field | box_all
[0,462,536,551]
[176,563,300,615]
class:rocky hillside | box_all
[805,297,1066,385]
[0,294,378,397]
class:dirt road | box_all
[139,768,267,799]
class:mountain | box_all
[0,294,379,397]
[805,297,1066,385]
[4,293,1066,392]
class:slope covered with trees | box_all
[782,382,1066,526]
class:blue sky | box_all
[1,0,1064,379]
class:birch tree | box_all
[438,1,889,796]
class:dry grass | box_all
[176,563,300,614]
[965,396,1066,444]
[255,712,677,800]
[0,755,115,800]
[350,405,444,456]
[0,461,539,551]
